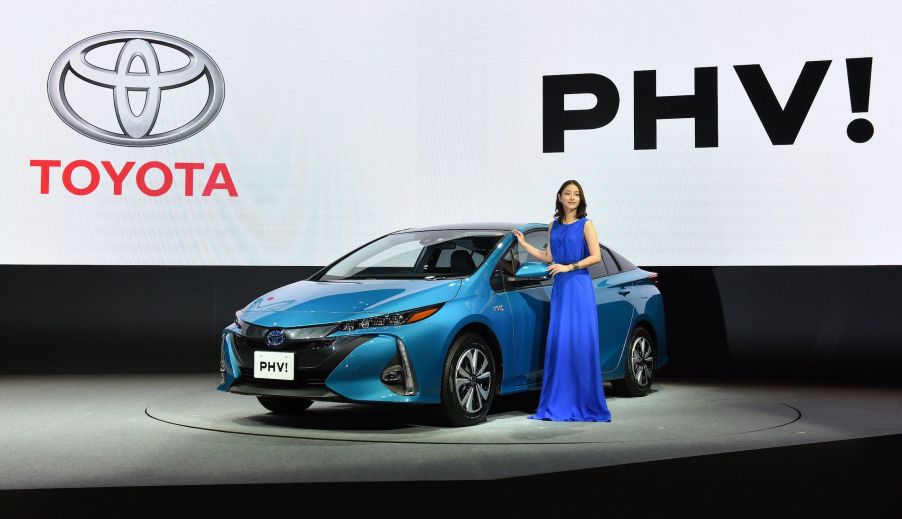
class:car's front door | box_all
[502,230,553,387]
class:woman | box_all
[512,180,612,422]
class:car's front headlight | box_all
[336,302,444,332]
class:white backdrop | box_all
[1,0,899,266]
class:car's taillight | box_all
[647,271,659,286]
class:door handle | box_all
[618,289,630,296]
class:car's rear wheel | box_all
[257,396,314,414]
[612,326,656,397]
[437,333,496,427]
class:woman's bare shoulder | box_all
[584,218,600,240]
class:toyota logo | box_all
[47,31,225,147]
[265,330,286,348]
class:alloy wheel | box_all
[631,336,654,387]
[454,345,492,413]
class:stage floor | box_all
[1,374,900,489]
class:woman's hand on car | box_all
[546,263,572,277]
[511,229,526,245]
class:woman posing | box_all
[512,180,612,422]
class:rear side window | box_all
[601,246,620,275]
[587,257,608,279]
[610,248,637,271]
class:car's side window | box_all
[601,245,620,275]
[497,247,517,276]
[526,231,548,262]
[512,231,548,271]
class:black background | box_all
[2,264,899,379]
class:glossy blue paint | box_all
[239,278,463,328]
[217,222,668,408]
[216,328,241,391]
[323,334,410,402]
[514,261,550,279]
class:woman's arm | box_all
[546,220,554,263]
[511,222,554,263]
[575,219,602,269]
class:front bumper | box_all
[217,325,433,404]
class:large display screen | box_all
[1,1,898,265]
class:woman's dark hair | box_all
[554,179,588,223]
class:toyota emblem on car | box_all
[265,329,286,347]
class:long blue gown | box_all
[527,216,612,422]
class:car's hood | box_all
[239,278,463,328]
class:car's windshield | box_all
[318,230,507,281]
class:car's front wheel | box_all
[437,333,496,427]
[257,396,314,414]
[611,326,656,397]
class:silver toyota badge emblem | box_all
[265,330,286,348]
[47,31,225,146]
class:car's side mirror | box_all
[514,262,549,279]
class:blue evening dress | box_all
[527,216,612,422]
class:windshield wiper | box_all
[342,275,425,280]
[332,274,469,281]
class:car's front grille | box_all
[230,333,373,391]
[232,334,338,368]
[232,334,335,351]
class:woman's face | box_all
[558,184,581,212]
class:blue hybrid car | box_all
[218,222,667,426]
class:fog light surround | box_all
[380,338,418,396]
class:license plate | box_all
[253,351,294,380]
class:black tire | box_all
[436,332,496,427]
[257,396,314,414]
[611,326,656,397]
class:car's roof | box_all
[392,222,547,233]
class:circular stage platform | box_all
[146,382,801,444]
